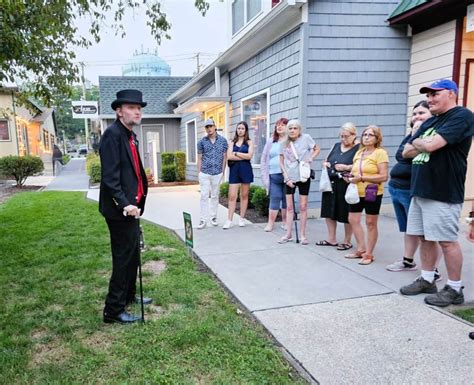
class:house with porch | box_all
[0,86,59,175]
[387,0,474,212]
[169,0,412,215]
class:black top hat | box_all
[111,89,147,110]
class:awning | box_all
[173,96,231,114]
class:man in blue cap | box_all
[400,79,474,306]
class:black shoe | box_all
[129,296,153,305]
[103,311,141,324]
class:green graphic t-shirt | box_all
[409,106,474,204]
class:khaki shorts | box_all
[406,196,461,242]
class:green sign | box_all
[183,212,193,248]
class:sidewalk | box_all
[87,186,473,384]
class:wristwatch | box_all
[466,211,474,224]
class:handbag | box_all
[345,183,360,204]
[359,151,378,202]
[319,167,332,192]
[228,160,236,167]
[290,142,311,182]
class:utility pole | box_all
[196,52,200,74]
[80,62,90,148]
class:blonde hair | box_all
[340,122,357,136]
[361,125,383,148]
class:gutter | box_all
[167,0,306,104]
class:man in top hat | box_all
[400,79,474,306]
[99,89,152,324]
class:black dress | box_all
[320,143,360,223]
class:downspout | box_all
[11,91,20,155]
[214,66,221,96]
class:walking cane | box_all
[292,192,299,244]
[137,220,145,323]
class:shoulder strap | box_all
[289,141,301,162]
[359,151,364,177]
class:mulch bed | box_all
[219,196,271,224]
[0,184,43,205]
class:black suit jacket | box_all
[99,119,148,220]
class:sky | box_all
[74,0,228,85]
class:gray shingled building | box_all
[98,76,191,172]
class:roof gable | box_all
[388,0,428,20]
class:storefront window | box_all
[241,91,268,165]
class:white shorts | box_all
[406,196,461,242]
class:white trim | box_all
[240,88,270,167]
[231,0,264,37]
[185,118,198,165]
[140,123,165,156]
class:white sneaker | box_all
[210,217,218,226]
[197,220,206,230]
[222,220,232,229]
[239,218,246,227]
[280,224,287,231]
[264,224,272,232]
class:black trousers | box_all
[104,218,140,316]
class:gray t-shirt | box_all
[280,134,315,182]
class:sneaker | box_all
[264,224,272,232]
[197,220,207,230]
[222,220,232,229]
[386,259,417,272]
[280,224,287,231]
[400,277,438,296]
[434,268,442,282]
[210,217,218,226]
[239,218,246,227]
[424,285,464,307]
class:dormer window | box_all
[232,0,262,35]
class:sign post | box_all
[183,212,194,249]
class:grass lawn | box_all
[454,308,474,324]
[0,191,303,384]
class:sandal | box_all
[359,254,374,265]
[315,240,338,247]
[278,236,293,244]
[301,238,309,245]
[344,250,365,259]
[337,243,352,251]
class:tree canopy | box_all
[0,0,209,106]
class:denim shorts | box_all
[269,173,287,210]
[389,185,411,232]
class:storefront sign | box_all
[183,212,194,248]
[72,101,98,119]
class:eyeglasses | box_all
[340,134,353,139]
[362,133,376,138]
[288,127,299,130]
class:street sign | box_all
[72,101,98,119]
[183,212,193,248]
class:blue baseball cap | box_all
[419,79,458,94]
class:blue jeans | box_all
[269,173,287,210]
[389,185,411,232]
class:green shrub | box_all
[250,186,269,216]
[161,164,176,182]
[175,151,186,181]
[86,154,101,183]
[161,152,175,166]
[220,182,229,198]
[248,185,261,209]
[62,154,71,165]
[0,155,44,187]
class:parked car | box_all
[78,145,88,157]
